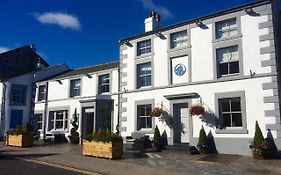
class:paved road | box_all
[0,155,86,175]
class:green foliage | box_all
[253,121,266,145]
[153,125,161,144]
[85,129,122,143]
[198,126,207,145]
[7,126,32,136]
[69,108,79,143]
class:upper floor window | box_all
[48,110,68,131]
[10,85,26,105]
[137,62,151,88]
[137,104,152,130]
[218,97,242,128]
[137,39,151,56]
[216,45,239,77]
[170,30,187,49]
[70,79,81,97]
[38,85,46,101]
[215,18,237,39]
[99,74,110,94]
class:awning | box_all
[164,93,200,100]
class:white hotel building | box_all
[117,0,281,155]
[30,0,281,155]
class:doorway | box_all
[173,103,190,143]
[82,108,95,138]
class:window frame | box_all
[135,99,155,133]
[137,39,152,56]
[213,39,243,80]
[69,79,81,98]
[48,110,69,132]
[136,62,152,89]
[98,73,111,94]
[37,85,46,101]
[212,16,242,43]
[10,85,27,106]
[170,30,188,50]
[215,91,248,134]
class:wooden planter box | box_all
[6,134,33,147]
[82,139,123,159]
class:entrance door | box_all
[173,103,190,143]
[82,108,95,138]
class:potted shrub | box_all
[6,126,33,147]
[190,103,205,116]
[153,125,162,152]
[68,108,79,144]
[82,129,123,159]
[150,107,164,117]
[197,126,209,154]
[249,121,271,160]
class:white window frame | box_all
[137,39,151,56]
[137,62,152,89]
[98,74,110,94]
[48,110,68,131]
[215,18,238,39]
[170,30,188,49]
[70,79,81,97]
[37,85,46,101]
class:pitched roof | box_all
[49,61,119,80]
[120,0,271,42]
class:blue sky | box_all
[0,0,279,68]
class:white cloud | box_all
[0,46,9,53]
[139,0,173,18]
[32,12,81,31]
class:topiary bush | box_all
[253,121,265,145]
[153,125,161,152]
[197,126,208,153]
[69,108,79,144]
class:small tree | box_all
[69,108,79,144]
[197,126,208,153]
[153,125,161,152]
[253,121,265,145]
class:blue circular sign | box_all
[174,63,186,76]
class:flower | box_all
[150,107,164,117]
[190,103,205,116]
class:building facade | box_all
[118,0,281,155]
[34,62,119,141]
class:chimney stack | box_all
[144,11,161,32]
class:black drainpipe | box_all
[43,82,48,141]
[1,81,7,140]
[116,64,120,135]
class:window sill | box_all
[215,128,248,134]
[217,73,240,79]
[135,129,154,135]
[9,103,26,106]
[136,86,153,90]
[135,53,154,59]
[212,34,243,43]
[168,45,191,53]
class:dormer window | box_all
[215,18,237,39]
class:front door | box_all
[173,103,190,143]
[82,108,95,138]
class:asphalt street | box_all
[0,155,85,175]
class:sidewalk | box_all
[1,142,281,175]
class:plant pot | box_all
[6,134,33,147]
[69,136,79,144]
[82,139,123,159]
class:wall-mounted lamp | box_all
[56,80,63,84]
[155,31,162,37]
[245,8,253,15]
[196,20,204,27]
[85,73,92,79]
[123,40,131,46]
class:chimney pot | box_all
[144,11,161,32]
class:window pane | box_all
[170,31,187,49]
[56,121,63,129]
[219,63,228,76]
[231,98,241,111]
[56,112,64,120]
[221,100,230,112]
[222,114,231,127]
[217,46,239,63]
[229,62,239,74]
[137,39,151,56]
[70,79,81,97]
[137,63,151,88]
[232,113,242,127]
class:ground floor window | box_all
[48,110,68,131]
[34,114,43,130]
[137,104,152,130]
[218,97,242,128]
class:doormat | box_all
[196,154,241,164]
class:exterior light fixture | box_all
[155,31,162,37]
[245,8,253,14]
[56,80,62,84]
[196,20,204,27]
[85,73,92,79]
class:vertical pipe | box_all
[43,82,48,141]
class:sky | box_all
[0,0,280,69]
